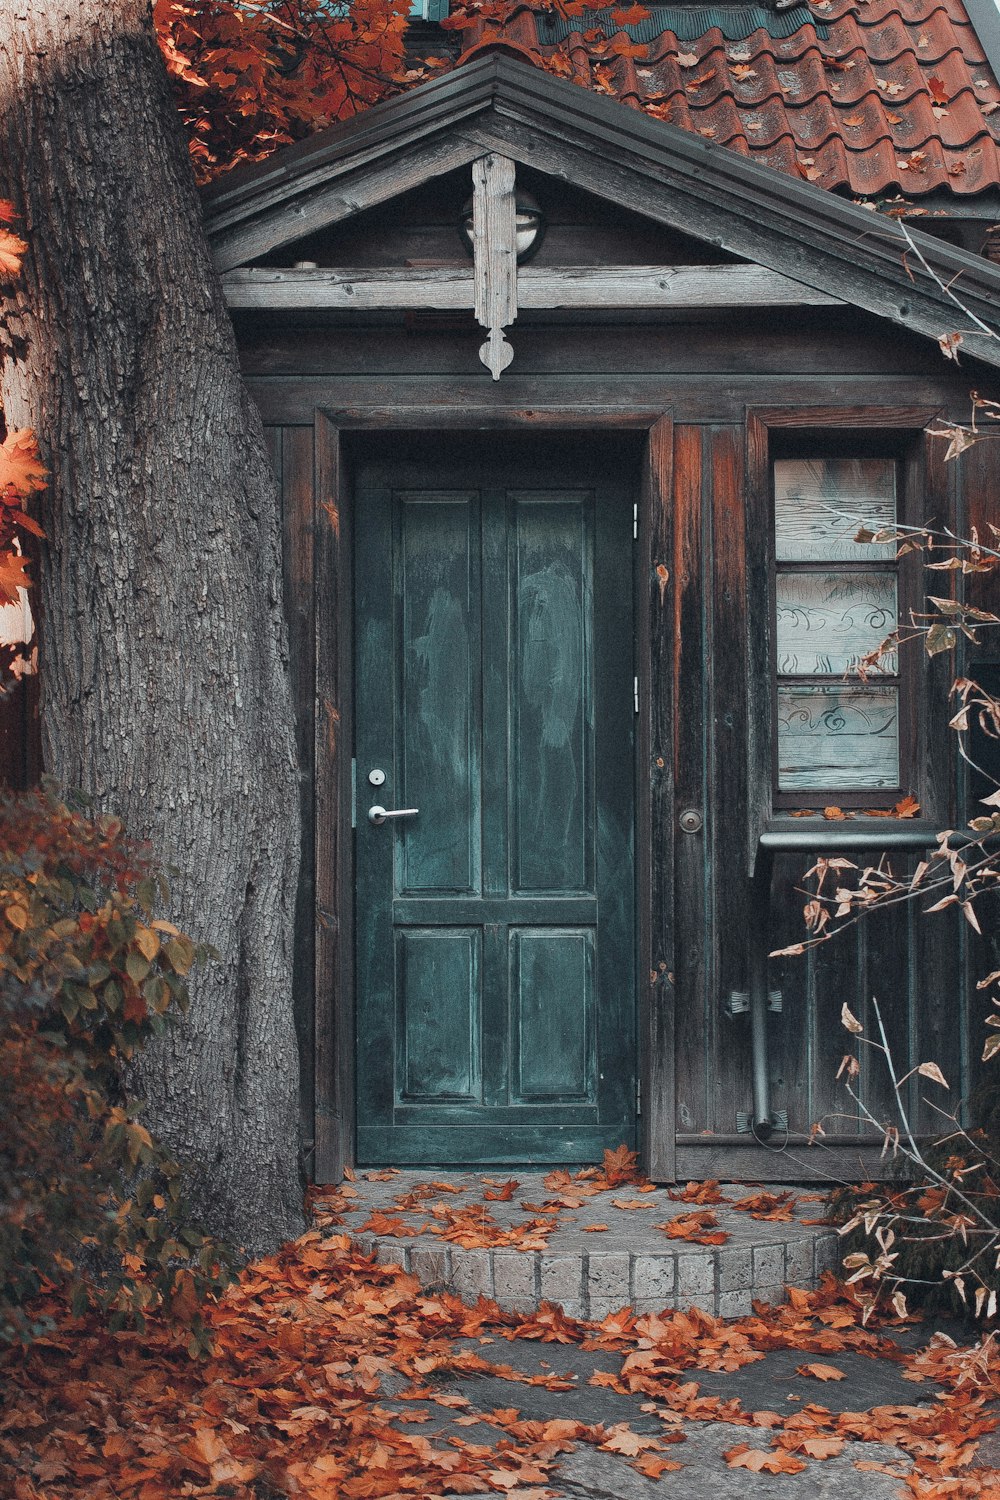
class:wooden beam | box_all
[222,263,844,311]
[472,154,517,378]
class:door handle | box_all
[368,804,419,826]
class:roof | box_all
[203,52,1000,370]
[445,0,1000,199]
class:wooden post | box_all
[472,154,517,380]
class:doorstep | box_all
[316,1171,841,1320]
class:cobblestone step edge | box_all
[350,1232,843,1321]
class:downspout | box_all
[749,849,775,1139]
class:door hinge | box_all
[634,676,639,714]
[636,1077,642,1114]
[633,502,638,540]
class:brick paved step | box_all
[331,1172,841,1320]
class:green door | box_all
[354,437,635,1164]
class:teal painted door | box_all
[354,440,635,1164]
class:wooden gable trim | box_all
[204,55,1000,371]
[222,263,844,312]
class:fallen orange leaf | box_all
[724,1443,808,1473]
[796,1362,847,1381]
[632,1454,684,1476]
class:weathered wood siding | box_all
[243,302,994,1182]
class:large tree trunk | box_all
[0,1,304,1255]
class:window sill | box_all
[760,816,942,855]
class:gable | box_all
[203,52,1000,370]
[244,166,735,271]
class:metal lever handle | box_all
[368,804,419,826]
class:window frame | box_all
[746,408,945,823]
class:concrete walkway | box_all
[330,1170,841,1318]
[375,1334,930,1498]
[311,1173,1000,1496]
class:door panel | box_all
[355,440,635,1164]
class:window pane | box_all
[777,685,899,791]
[775,571,897,675]
[774,458,896,561]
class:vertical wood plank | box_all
[955,434,1000,1122]
[810,918,864,1137]
[314,412,353,1182]
[672,425,710,1137]
[281,426,317,1163]
[744,413,772,873]
[913,429,964,1135]
[708,425,753,1138]
[860,889,914,1135]
[642,414,675,1180]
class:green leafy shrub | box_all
[0,783,233,1350]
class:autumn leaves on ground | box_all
[5,1151,1000,1500]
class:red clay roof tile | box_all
[457,0,1000,197]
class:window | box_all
[773,456,902,797]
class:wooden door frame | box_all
[312,405,675,1184]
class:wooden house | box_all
[17,0,1000,1185]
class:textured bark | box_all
[0,1,304,1254]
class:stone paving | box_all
[334,1170,842,1318]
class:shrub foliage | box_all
[0,784,232,1350]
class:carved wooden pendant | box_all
[472,153,517,380]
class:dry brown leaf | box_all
[724,1444,808,1473]
[796,1362,847,1381]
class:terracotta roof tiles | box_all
[457,0,1000,197]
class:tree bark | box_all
[0,0,304,1254]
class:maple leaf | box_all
[610,3,652,24]
[657,1210,729,1244]
[601,1143,643,1186]
[796,1361,847,1380]
[785,1434,845,1457]
[483,1179,518,1201]
[668,1179,726,1204]
[600,1423,665,1455]
[676,50,699,66]
[357,1211,422,1237]
[0,430,47,497]
[725,1443,807,1473]
[732,1190,796,1221]
[583,1223,610,1232]
[928,75,949,106]
[0,227,27,280]
[633,1453,684,1475]
[0,549,32,606]
[686,68,717,91]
